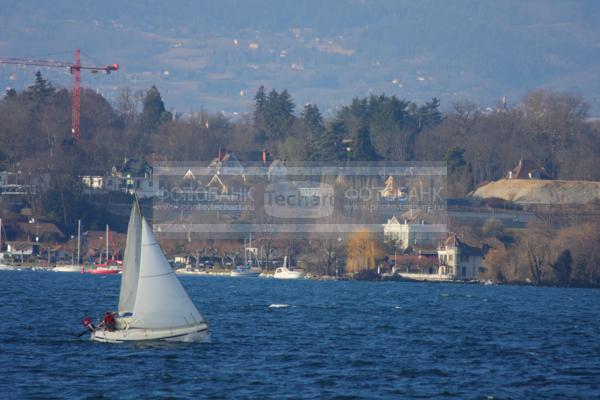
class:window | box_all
[462,266,466,276]
[148,181,153,187]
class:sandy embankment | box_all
[471,179,600,205]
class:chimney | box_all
[262,149,267,165]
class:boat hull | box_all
[273,271,305,279]
[91,322,208,343]
[81,267,121,275]
[273,267,305,280]
[53,265,82,273]
[229,269,262,278]
[86,268,120,275]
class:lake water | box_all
[1,270,599,399]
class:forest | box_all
[1,72,600,286]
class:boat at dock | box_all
[81,223,123,275]
[54,220,84,273]
[230,233,262,277]
[0,218,14,270]
[230,264,262,277]
[273,256,305,280]
[54,264,83,273]
[84,264,121,275]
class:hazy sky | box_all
[2,0,600,114]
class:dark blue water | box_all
[1,270,599,399]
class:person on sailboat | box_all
[102,312,116,332]
[82,316,95,333]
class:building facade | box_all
[437,235,484,280]
[383,216,443,250]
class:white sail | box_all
[118,201,142,314]
[131,218,204,329]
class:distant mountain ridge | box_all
[1,0,599,115]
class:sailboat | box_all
[0,218,14,271]
[85,200,208,342]
[54,220,83,273]
[273,256,305,280]
[230,233,262,277]
[85,224,121,275]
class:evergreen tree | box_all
[4,88,17,99]
[253,85,268,141]
[416,97,442,128]
[350,123,379,161]
[140,85,171,132]
[299,104,325,160]
[27,71,55,103]
[444,147,466,174]
[264,88,295,140]
[314,121,346,161]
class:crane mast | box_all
[0,49,119,140]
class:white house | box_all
[437,235,484,280]
[82,174,160,198]
[383,215,444,250]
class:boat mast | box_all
[77,219,81,266]
[106,224,109,263]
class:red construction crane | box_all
[0,49,119,140]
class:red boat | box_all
[85,265,121,275]
[82,224,123,275]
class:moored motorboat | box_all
[273,267,305,280]
[230,264,262,277]
[82,200,207,343]
[85,264,121,275]
[273,257,305,279]
[54,264,83,273]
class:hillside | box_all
[472,179,600,205]
[1,1,600,114]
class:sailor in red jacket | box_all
[102,311,116,332]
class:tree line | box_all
[1,73,600,284]
[2,73,598,182]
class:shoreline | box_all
[2,263,598,289]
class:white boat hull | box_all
[91,322,208,343]
[273,267,305,280]
[230,269,261,277]
[0,264,15,271]
[53,265,82,273]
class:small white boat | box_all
[54,220,83,273]
[230,264,261,277]
[230,234,262,277]
[0,263,15,271]
[273,257,305,280]
[0,218,13,271]
[273,267,305,279]
[176,268,207,276]
[53,264,82,273]
[83,200,207,343]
